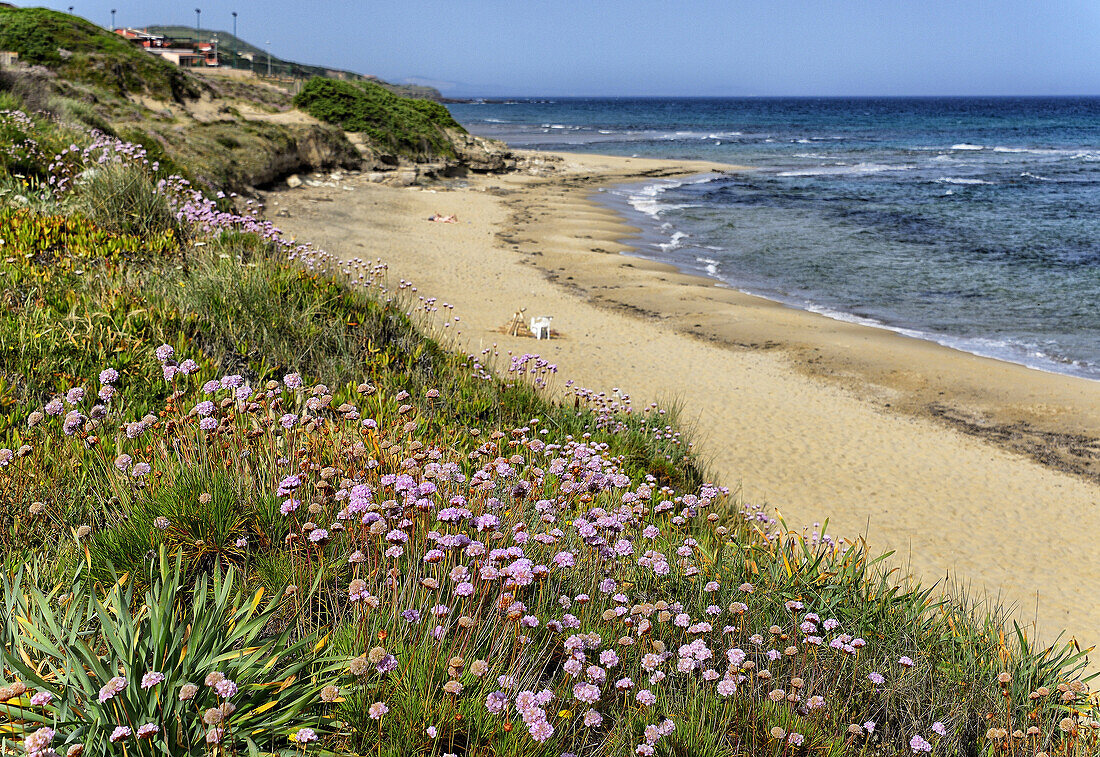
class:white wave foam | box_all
[792,152,837,160]
[992,146,1072,156]
[623,174,722,218]
[696,256,720,276]
[483,118,508,123]
[951,143,984,150]
[934,177,993,185]
[658,231,690,252]
[1020,171,1053,181]
[777,163,912,177]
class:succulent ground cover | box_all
[0,103,1097,757]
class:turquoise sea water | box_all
[448,98,1100,380]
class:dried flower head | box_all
[349,656,369,676]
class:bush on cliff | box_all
[293,77,464,159]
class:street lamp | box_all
[231,12,237,69]
[110,8,116,30]
[266,40,271,77]
[195,8,201,41]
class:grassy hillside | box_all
[294,77,465,160]
[0,7,197,100]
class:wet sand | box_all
[267,150,1100,658]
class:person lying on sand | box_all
[428,213,458,223]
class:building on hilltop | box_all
[114,28,219,67]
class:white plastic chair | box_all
[530,316,553,340]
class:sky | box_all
[15,0,1100,97]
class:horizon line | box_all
[449,92,1100,100]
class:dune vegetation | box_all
[0,18,1098,757]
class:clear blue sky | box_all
[16,0,1100,96]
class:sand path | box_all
[267,151,1100,658]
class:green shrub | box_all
[293,78,464,159]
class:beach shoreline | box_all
[266,149,1100,655]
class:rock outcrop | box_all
[342,129,561,186]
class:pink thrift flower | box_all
[214,678,238,698]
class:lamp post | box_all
[212,33,218,66]
[231,12,237,69]
[195,8,201,41]
[266,40,271,77]
[110,8,116,30]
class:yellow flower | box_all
[558,709,572,719]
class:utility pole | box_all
[266,40,271,77]
[231,12,237,69]
[195,8,201,42]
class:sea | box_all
[447,97,1100,380]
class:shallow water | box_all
[450,97,1100,380]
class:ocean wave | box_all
[791,153,847,160]
[483,118,508,123]
[1020,171,1054,181]
[695,256,720,276]
[934,177,993,185]
[951,143,985,150]
[658,231,690,252]
[776,163,912,177]
[992,146,1076,156]
[623,174,723,218]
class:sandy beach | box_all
[267,150,1100,655]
